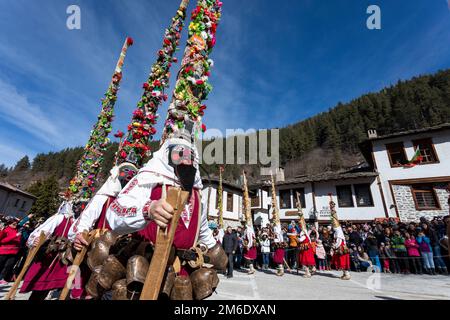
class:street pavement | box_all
[1,269,449,300]
[208,268,450,300]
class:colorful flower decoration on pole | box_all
[161,0,223,143]
[115,0,191,168]
[242,171,252,227]
[66,37,133,202]
[271,174,281,226]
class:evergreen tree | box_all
[13,156,30,172]
[26,176,61,218]
[0,164,8,178]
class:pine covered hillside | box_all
[1,69,450,190]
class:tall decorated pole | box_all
[270,174,280,226]
[160,0,223,145]
[139,0,224,300]
[328,193,341,230]
[217,166,224,229]
[242,170,257,274]
[296,192,307,233]
[114,0,191,168]
[66,37,133,204]
[271,174,286,276]
[242,171,252,227]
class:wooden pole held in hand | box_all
[59,230,96,300]
[140,187,189,300]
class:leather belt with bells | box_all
[176,247,210,269]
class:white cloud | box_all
[0,142,31,167]
[0,78,61,146]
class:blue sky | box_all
[0,0,449,167]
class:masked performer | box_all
[241,172,256,275]
[19,202,83,300]
[105,122,227,300]
[270,175,286,276]
[102,0,224,300]
[329,195,351,280]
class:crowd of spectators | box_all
[213,216,450,276]
[0,213,38,285]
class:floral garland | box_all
[115,0,190,167]
[242,171,252,227]
[271,174,280,226]
[162,0,223,142]
[66,37,133,201]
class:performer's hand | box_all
[148,199,174,229]
[74,232,89,251]
[33,237,41,247]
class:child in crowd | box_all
[315,239,327,271]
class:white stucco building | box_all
[201,178,245,228]
[360,123,450,222]
[200,123,450,226]
[251,169,387,224]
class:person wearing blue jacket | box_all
[416,230,436,275]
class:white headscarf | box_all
[138,138,203,189]
[334,225,346,247]
[56,200,74,217]
[95,165,123,197]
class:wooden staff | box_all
[270,174,280,226]
[140,187,189,300]
[5,231,47,300]
[217,166,224,229]
[59,231,96,300]
[283,258,292,272]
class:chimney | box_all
[367,129,378,139]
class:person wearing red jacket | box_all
[0,218,22,284]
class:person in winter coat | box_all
[315,239,327,271]
[12,214,35,279]
[384,242,399,273]
[391,231,410,274]
[378,243,390,273]
[356,246,372,272]
[0,218,22,284]
[422,223,448,274]
[222,226,238,278]
[404,232,422,274]
[260,232,271,270]
[417,230,436,275]
[365,232,381,271]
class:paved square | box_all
[2,269,449,300]
[208,269,450,300]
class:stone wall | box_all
[392,183,449,222]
